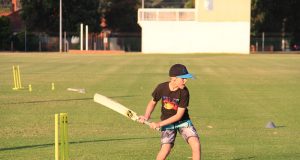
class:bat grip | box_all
[143,120,151,126]
[144,120,160,131]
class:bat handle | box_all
[144,120,160,131]
[143,120,151,126]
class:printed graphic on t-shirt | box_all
[162,96,179,110]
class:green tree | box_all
[20,0,100,34]
[0,16,12,50]
[251,0,300,45]
[20,0,143,33]
[63,0,100,33]
[251,0,265,35]
[20,0,58,33]
[103,0,140,32]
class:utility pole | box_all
[281,18,287,51]
[59,0,62,52]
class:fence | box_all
[0,32,141,52]
[251,32,299,52]
[1,31,299,52]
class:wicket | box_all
[12,65,23,90]
[55,113,69,160]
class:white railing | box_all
[138,8,196,22]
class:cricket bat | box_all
[67,88,86,93]
[93,93,154,128]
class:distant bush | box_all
[11,32,40,51]
[0,16,12,50]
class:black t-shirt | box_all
[152,82,190,121]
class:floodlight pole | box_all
[59,0,62,52]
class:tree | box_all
[20,0,100,34]
[63,0,100,33]
[251,0,265,35]
[20,0,143,33]
[103,0,140,32]
[251,0,300,45]
[0,16,12,50]
[20,0,58,33]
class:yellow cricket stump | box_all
[55,114,59,160]
[52,82,55,91]
[55,113,69,160]
[29,84,32,92]
[12,65,23,90]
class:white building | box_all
[138,0,251,54]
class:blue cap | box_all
[176,73,194,79]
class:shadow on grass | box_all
[0,95,139,106]
[276,126,286,128]
[0,136,158,151]
[232,157,255,160]
[0,97,93,105]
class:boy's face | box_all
[173,77,188,89]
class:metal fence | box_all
[251,32,299,52]
[0,32,141,52]
[1,31,299,52]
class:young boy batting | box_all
[139,64,201,160]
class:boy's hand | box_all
[138,116,160,131]
[138,116,148,124]
[150,122,160,130]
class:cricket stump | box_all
[55,113,69,160]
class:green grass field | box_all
[0,53,300,160]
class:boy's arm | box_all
[150,107,186,129]
[138,99,157,123]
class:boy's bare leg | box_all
[188,137,201,160]
[156,144,172,160]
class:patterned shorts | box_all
[161,120,199,146]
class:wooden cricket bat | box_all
[93,93,153,127]
[67,88,86,93]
